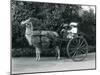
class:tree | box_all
[11,0,95,48]
[79,8,96,45]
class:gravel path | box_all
[12,52,96,74]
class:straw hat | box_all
[70,22,78,26]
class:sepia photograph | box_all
[11,0,96,74]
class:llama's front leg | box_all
[36,47,40,61]
[55,46,60,60]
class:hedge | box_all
[12,45,95,57]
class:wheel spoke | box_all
[77,51,84,57]
[79,46,87,54]
[75,38,81,48]
[70,49,76,55]
[79,40,84,48]
[81,44,86,48]
[75,51,81,58]
[72,50,78,58]
[80,49,86,54]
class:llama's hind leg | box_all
[55,46,60,60]
[36,47,40,61]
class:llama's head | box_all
[21,18,33,30]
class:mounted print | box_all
[11,0,96,74]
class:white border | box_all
[0,0,100,75]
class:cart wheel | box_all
[67,37,88,61]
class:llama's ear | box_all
[21,21,24,25]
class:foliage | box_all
[12,48,35,57]
[11,0,96,55]
[79,9,96,45]
[12,46,95,57]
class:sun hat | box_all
[70,22,78,26]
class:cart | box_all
[58,33,88,61]
[57,22,88,61]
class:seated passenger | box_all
[67,22,78,38]
[61,22,78,39]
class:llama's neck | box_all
[25,27,33,35]
[25,23,33,35]
[25,28,33,46]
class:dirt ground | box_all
[12,52,96,74]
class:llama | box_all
[21,18,60,61]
